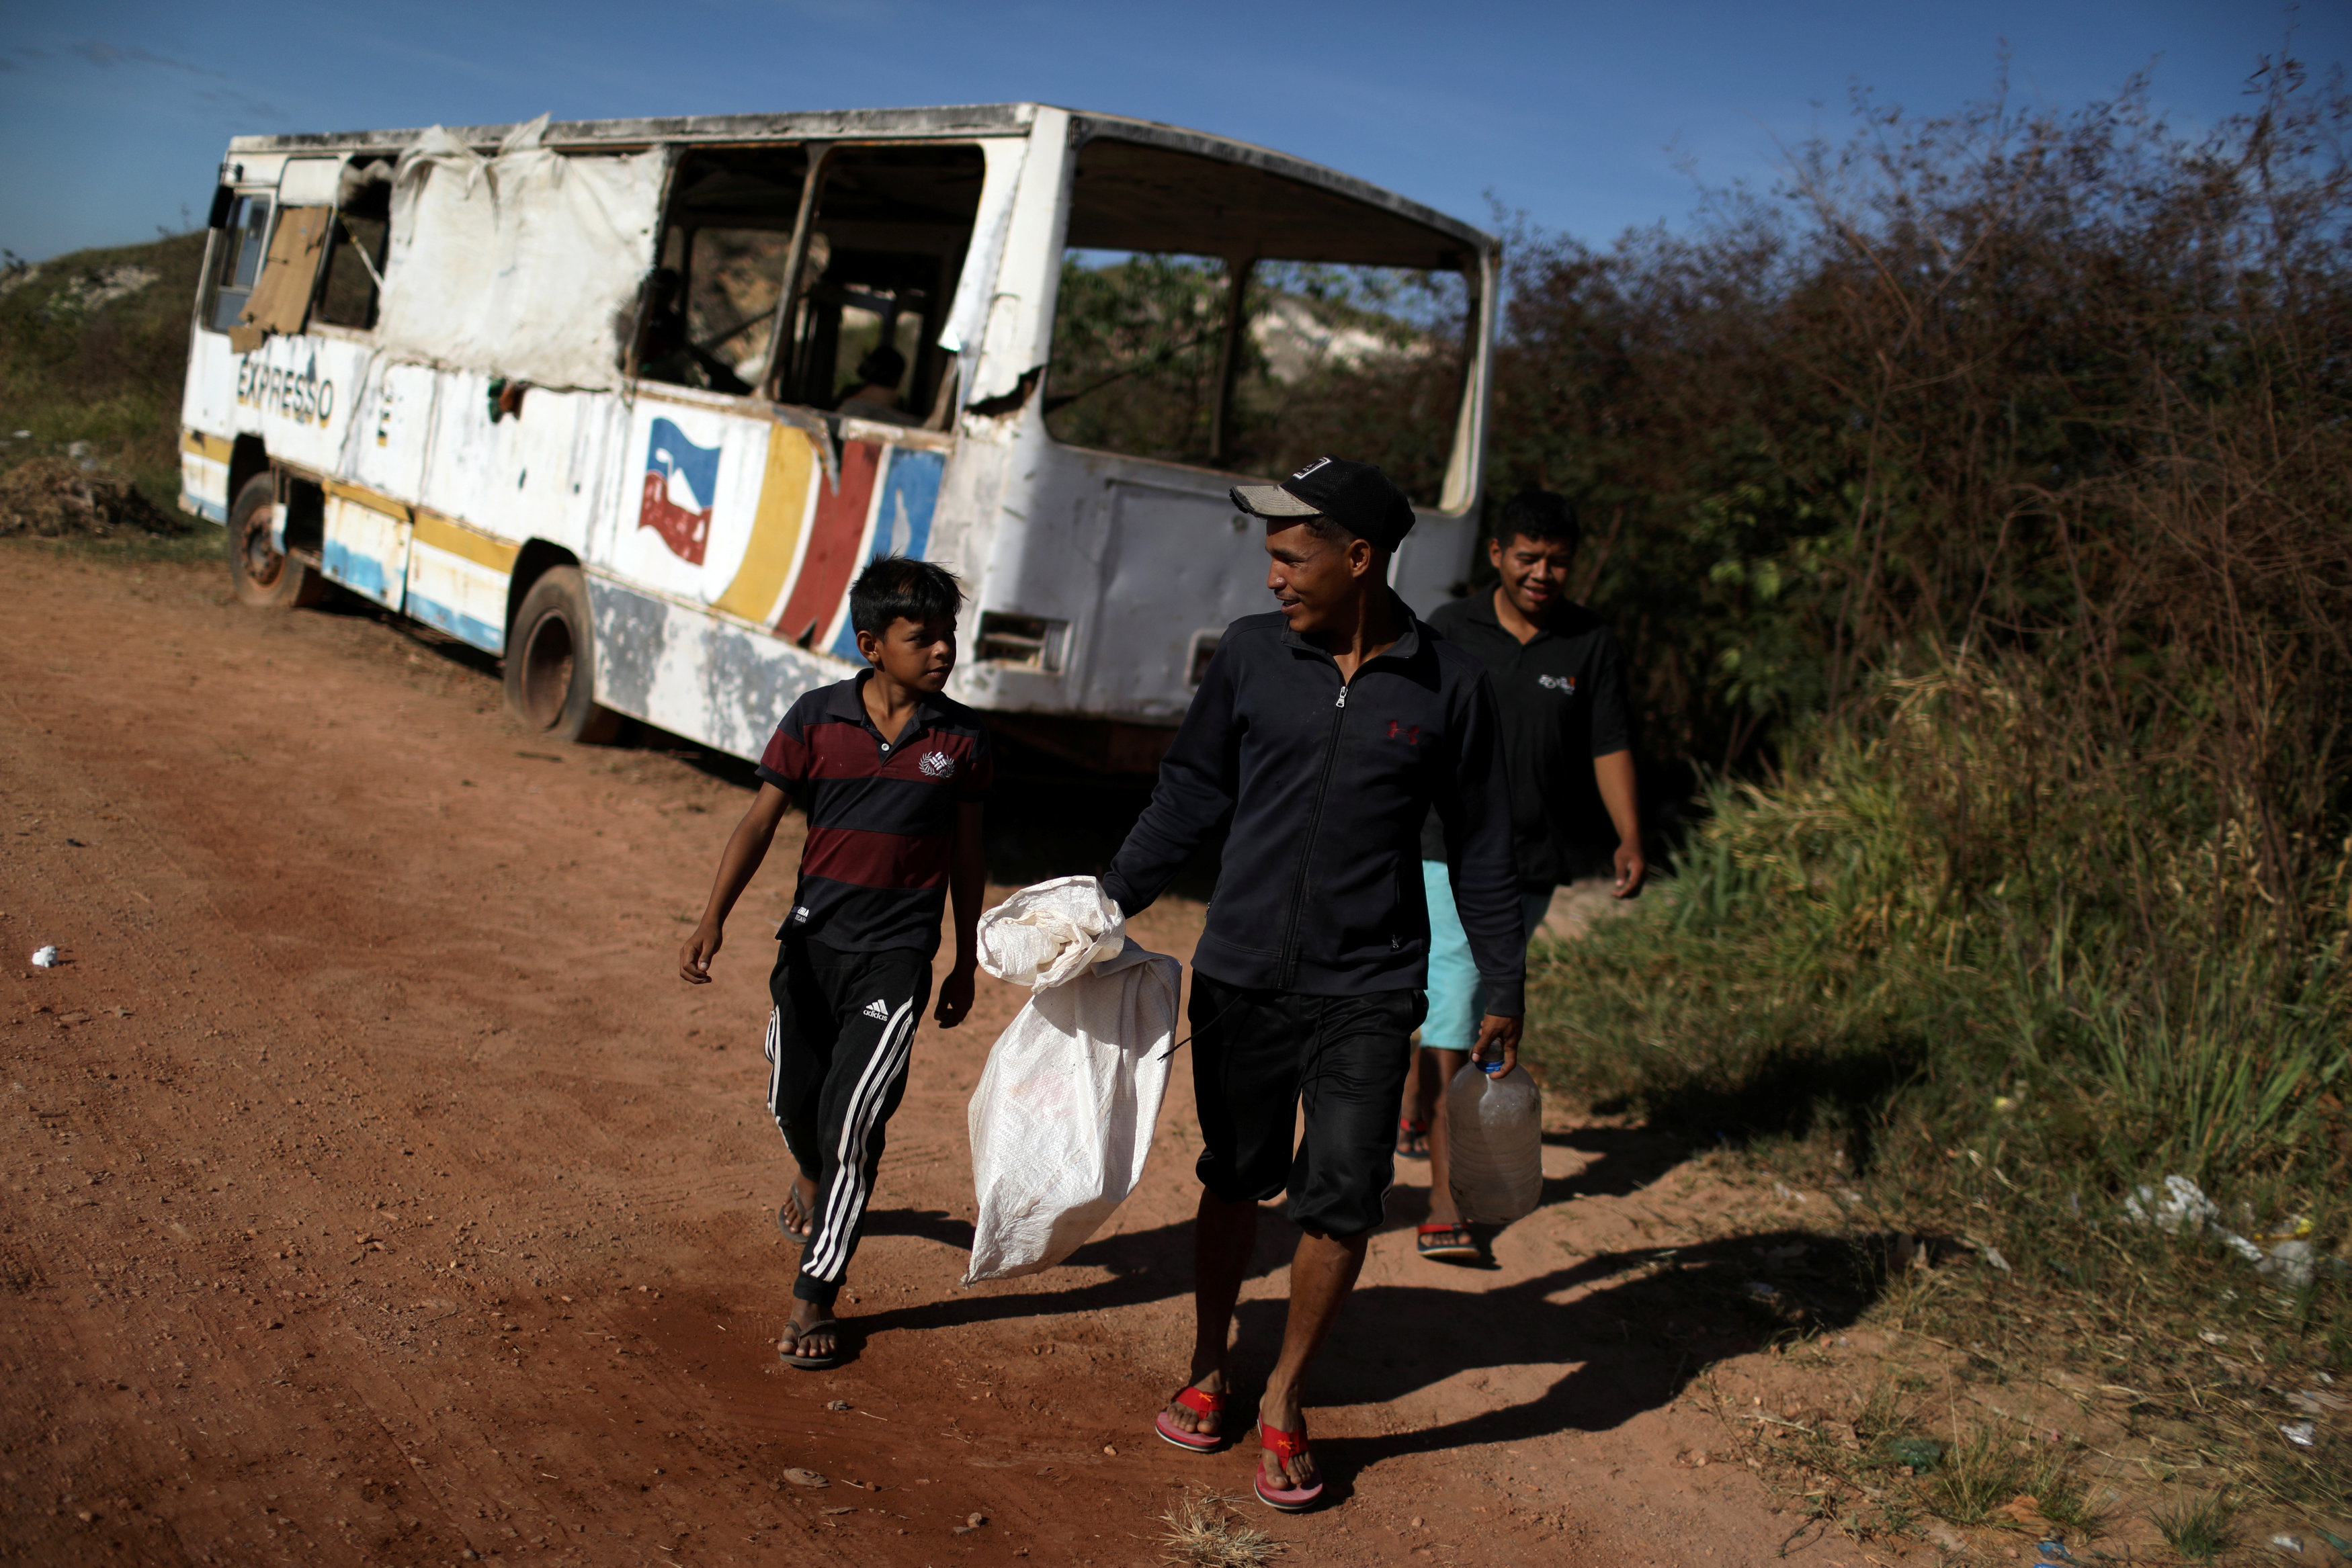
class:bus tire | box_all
[227,472,322,609]
[504,565,620,744]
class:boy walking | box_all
[1101,457,1525,1511]
[1404,490,1644,1260]
[677,556,990,1368]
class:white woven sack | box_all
[964,877,1181,1283]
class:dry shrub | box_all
[0,457,188,539]
[1158,1492,1284,1568]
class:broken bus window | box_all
[640,142,984,425]
[1046,137,1474,506]
[315,159,393,331]
[206,192,274,335]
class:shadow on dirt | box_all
[849,1188,1902,1449]
[1591,1038,1924,1176]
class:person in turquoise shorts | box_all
[1403,489,1646,1260]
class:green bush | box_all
[1525,657,2350,1268]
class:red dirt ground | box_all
[2,545,1915,1567]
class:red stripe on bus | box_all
[775,440,882,647]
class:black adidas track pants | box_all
[765,937,931,1307]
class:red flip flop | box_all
[1253,1420,1325,1512]
[1153,1385,1225,1452]
[1417,1221,1480,1260]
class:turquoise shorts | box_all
[1420,860,1553,1049]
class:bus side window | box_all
[771,144,985,425]
[638,146,812,396]
[232,206,333,351]
[1048,137,1474,507]
[206,193,274,335]
[316,159,394,331]
[637,141,984,425]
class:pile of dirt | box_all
[0,456,188,539]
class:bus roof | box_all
[226,102,1496,268]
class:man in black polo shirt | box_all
[1101,456,1524,1512]
[1404,490,1644,1262]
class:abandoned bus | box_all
[179,104,1498,768]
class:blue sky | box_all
[1,0,2339,262]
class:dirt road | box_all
[2,545,1880,1567]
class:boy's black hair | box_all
[1497,489,1581,552]
[849,555,962,638]
[855,345,907,388]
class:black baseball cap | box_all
[1230,456,1416,552]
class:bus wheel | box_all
[227,473,321,609]
[504,565,621,744]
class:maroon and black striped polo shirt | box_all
[756,673,993,957]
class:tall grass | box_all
[1525,658,2351,1268]
[0,231,208,507]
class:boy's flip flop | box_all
[1396,1117,1429,1159]
[778,1320,842,1370]
[1253,1420,1324,1512]
[1153,1385,1226,1452]
[1417,1222,1480,1261]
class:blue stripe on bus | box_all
[827,447,946,660]
[407,592,504,654]
[321,539,390,599]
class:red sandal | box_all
[1417,1221,1480,1260]
[1152,1385,1226,1452]
[1253,1420,1325,1512]
[1396,1116,1429,1159]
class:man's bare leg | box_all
[1161,1189,1259,1440]
[1256,1227,1370,1491]
[1419,1047,1461,1227]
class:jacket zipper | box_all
[1277,675,1351,984]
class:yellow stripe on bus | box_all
[181,429,233,462]
[413,511,521,573]
[323,478,411,520]
[711,421,815,623]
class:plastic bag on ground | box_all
[964,877,1181,1283]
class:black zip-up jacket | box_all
[1101,598,1527,1016]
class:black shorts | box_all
[1187,972,1425,1239]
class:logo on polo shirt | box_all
[917,750,956,779]
[862,998,892,1020]
[1538,674,1578,695]
[792,906,811,924]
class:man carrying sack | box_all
[1098,456,1526,1511]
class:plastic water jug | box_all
[1445,1060,1543,1225]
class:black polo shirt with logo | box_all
[756,672,993,957]
[1419,593,1632,891]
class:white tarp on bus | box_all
[377,117,665,393]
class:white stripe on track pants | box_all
[764,936,931,1307]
